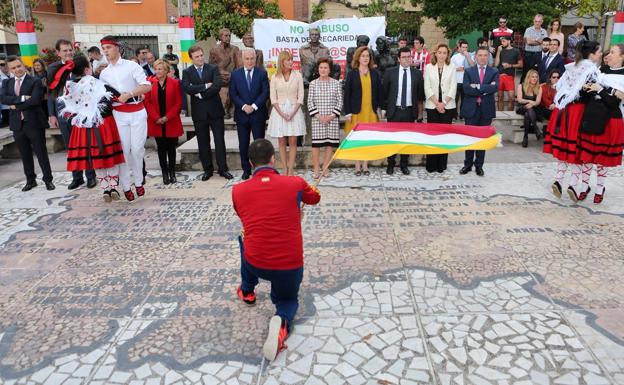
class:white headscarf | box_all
[58,75,112,128]
[554,59,600,109]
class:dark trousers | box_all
[194,118,228,174]
[426,108,455,172]
[387,108,414,168]
[239,237,303,326]
[237,121,265,172]
[464,110,492,169]
[155,137,178,173]
[59,115,95,182]
[522,51,541,82]
[13,127,53,183]
[0,109,9,127]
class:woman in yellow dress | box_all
[344,46,382,176]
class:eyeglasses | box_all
[551,76,559,79]
[0,63,5,67]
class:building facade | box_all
[1,0,76,57]
[72,0,180,60]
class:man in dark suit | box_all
[0,56,54,191]
[381,46,425,175]
[182,45,232,180]
[460,47,499,177]
[47,38,96,189]
[229,48,269,180]
[143,51,156,77]
[538,38,565,83]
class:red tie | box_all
[477,67,485,104]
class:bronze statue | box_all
[242,33,264,68]
[374,36,397,80]
[209,28,242,119]
[299,28,330,86]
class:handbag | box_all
[580,97,610,135]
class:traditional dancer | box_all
[575,43,624,204]
[99,35,151,202]
[543,40,602,201]
[53,56,125,202]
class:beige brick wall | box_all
[73,24,182,60]
[35,13,76,50]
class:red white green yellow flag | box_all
[613,12,624,44]
[334,122,501,161]
[16,22,38,67]
[179,16,195,64]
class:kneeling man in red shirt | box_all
[232,139,321,361]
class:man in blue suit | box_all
[229,48,270,180]
[538,39,565,83]
[460,47,499,177]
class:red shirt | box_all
[232,167,321,270]
[541,83,556,108]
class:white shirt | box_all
[99,58,150,104]
[396,66,412,107]
[451,53,467,83]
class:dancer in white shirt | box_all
[99,36,151,202]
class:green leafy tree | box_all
[361,0,421,37]
[563,0,619,40]
[172,0,283,40]
[414,0,566,38]
[311,1,327,22]
[0,0,60,34]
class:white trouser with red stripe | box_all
[113,108,147,192]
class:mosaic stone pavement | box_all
[0,162,624,385]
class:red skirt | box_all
[543,103,585,164]
[67,116,125,171]
[577,117,624,167]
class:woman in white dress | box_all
[267,50,306,175]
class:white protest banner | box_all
[252,17,386,78]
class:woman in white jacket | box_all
[424,43,457,173]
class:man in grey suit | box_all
[380,47,425,175]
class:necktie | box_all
[15,78,23,120]
[246,69,252,90]
[14,77,21,96]
[400,68,407,108]
[478,67,485,104]
[546,55,553,68]
[196,66,203,78]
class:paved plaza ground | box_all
[0,145,624,385]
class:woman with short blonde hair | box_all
[267,50,306,175]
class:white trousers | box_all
[113,109,147,191]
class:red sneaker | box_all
[263,315,289,361]
[594,188,605,204]
[236,285,256,305]
[124,189,135,202]
[136,185,145,197]
[578,186,591,201]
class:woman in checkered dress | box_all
[308,58,343,179]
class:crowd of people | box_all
[0,15,622,204]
